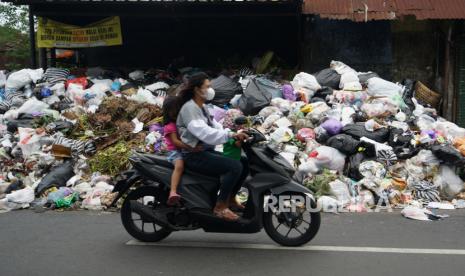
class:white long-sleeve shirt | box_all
[177,99,231,148]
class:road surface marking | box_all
[126,240,465,255]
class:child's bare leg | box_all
[168,159,183,205]
[170,159,184,193]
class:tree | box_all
[0,2,30,33]
[0,3,31,69]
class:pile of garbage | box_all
[0,67,168,211]
[1,61,465,219]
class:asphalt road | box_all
[1,209,464,276]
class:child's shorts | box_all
[167,150,183,164]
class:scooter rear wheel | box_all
[121,185,172,242]
[263,193,320,246]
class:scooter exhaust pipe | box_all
[129,200,172,229]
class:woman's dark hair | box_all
[178,72,209,107]
[162,95,181,125]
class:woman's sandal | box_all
[229,199,245,211]
[167,192,181,206]
[229,202,245,211]
[213,208,240,221]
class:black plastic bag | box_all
[388,128,413,148]
[314,69,340,89]
[210,75,243,106]
[431,145,464,165]
[6,113,35,132]
[310,97,326,103]
[313,87,333,99]
[352,111,369,123]
[51,97,73,111]
[358,72,380,85]
[255,77,282,99]
[5,180,24,194]
[238,77,272,115]
[345,153,374,181]
[46,120,74,134]
[35,161,75,196]
[327,134,361,155]
[393,145,420,160]
[342,123,390,143]
[315,126,330,144]
[401,79,416,111]
[388,127,419,159]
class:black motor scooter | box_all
[111,124,320,246]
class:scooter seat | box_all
[143,154,174,168]
[138,153,218,181]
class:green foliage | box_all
[0,3,32,69]
[0,3,29,32]
[88,142,133,176]
[303,169,338,197]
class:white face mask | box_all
[200,88,215,101]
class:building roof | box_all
[302,0,465,21]
[6,0,465,20]
[4,0,294,3]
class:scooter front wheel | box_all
[263,193,320,246]
[121,185,172,242]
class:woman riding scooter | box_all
[177,72,249,221]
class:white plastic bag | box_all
[50,82,66,97]
[270,127,294,143]
[43,95,60,105]
[0,70,6,88]
[367,77,402,97]
[270,98,292,113]
[274,117,292,128]
[18,127,45,158]
[129,88,163,106]
[16,97,49,115]
[131,118,144,133]
[307,102,330,121]
[279,152,295,168]
[90,78,113,88]
[361,100,398,117]
[5,186,35,204]
[73,182,93,196]
[3,109,20,121]
[390,121,409,131]
[317,196,340,213]
[94,181,114,192]
[262,114,281,129]
[330,60,356,75]
[329,179,351,205]
[145,82,170,92]
[311,146,346,172]
[341,106,355,126]
[427,202,455,210]
[67,83,86,105]
[230,94,242,107]
[258,106,282,118]
[435,120,465,139]
[401,206,440,221]
[298,159,319,174]
[340,71,361,90]
[81,187,109,210]
[6,68,44,90]
[395,111,407,122]
[416,114,436,131]
[434,166,464,199]
[66,175,82,187]
[129,70,144,81]
[291,72,321,98]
